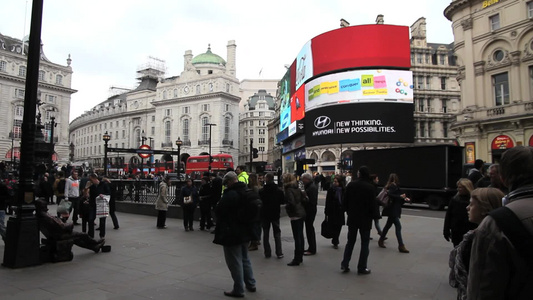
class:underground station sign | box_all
[137,145,153,159]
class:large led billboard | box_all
[305,69,413,112]
[305,102,414,146]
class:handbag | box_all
[57,199,72,214]
[377,189,390,207]
[183,196,193,204]
[321,217,334,239]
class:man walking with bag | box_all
[341,166,379,274]
[301,173,318,256]
[214,171,256,298]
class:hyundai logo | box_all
[314,116,331,129]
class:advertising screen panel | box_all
[295,41,313,90]
[280,106,291,132]
[290,85,306,122]
[305,69,413,112]
[305,102,414,146]
[311,25,411,76]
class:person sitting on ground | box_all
[34,199,105,253]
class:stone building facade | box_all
[69,42,241,172]
[0,33,76,167]
[445,0,533,162]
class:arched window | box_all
[56,74,63,85]
[0,61,6,72]
[39,70,45,81]
[173,89,178,97]
[183,119,190,142]
[135,129,141,147]
[162,90,167,100]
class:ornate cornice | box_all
[444,0,470,21]
[461,17,473,31]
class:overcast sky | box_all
[2,0,455,122]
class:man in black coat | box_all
[259,173,285,259]
[301,173,318,255]
[214,171,256,298]
[341,166,379,274]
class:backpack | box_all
[237,188,262,223]
[56,179,66,194]
[489,206,533,299]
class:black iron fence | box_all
[110,179,200,205]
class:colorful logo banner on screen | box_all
[305,69,413,112]
[295,41,313,90]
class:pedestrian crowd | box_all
[1,146,532,299]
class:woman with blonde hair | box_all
[443,178,477,247]
[378,173,410,253]
[283,173,306,266]
[449,187,504,300]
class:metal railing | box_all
[110,179,200,205]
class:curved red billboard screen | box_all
[311,25,411,77]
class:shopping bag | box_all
[321,217,334,239]
[96,195,110,218]
[57,199,72,214]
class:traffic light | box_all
[252,148,259,159]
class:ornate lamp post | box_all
[175,137,182,180]
[206,123,216,172]
[103,131,111,176]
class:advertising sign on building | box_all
[305,69,414,112]
[491,135,514,149]
[305,102,414,146]
[295,41,313,90]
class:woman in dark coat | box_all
[378,173,410,253]
[180,179,199,231]
[324,175,346,249]
[443,178,477,247]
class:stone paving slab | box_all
[0,204,456,300]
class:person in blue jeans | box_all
[214,172,256,298]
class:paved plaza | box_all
[0,196,456,300]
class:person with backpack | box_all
[213,171,256,298]
[467,146,533,300]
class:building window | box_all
[426,76,431,87]
[18,66,26,77]
[490,14,500,31]
[529,66,533,99]
[224,116,230,141]
[13,119,23,138]
[201,117,209,141]
[123,120,126,126]
[442,100,447,113]
[259,129,265,134]
[15,89,25,98]
[151,115,155,122]
[56,74,63,85]
[493,72,509,106]
[165,109,171,116]
[443,122,448,138]
[426,54,431,64]
[122,130,126,138]
[163,91,167,99]
[208,70,213,74]
[249,121,253,126]
[419,99,424,112]
[110,122,113,128]
[151,127,155,135]
[427,123,432,138]
[209,83,213,91]
[0,61,6,72]
[183,119,190,141]
[196,85,201,94]
[259,147,265,152]
[14,105,24,117]
[417,76,425,89]
[259,138,265,143]
[182,106,190,114]
[202,104,210,112]
[439,54,446,65]
[420,122,425,137]
[427,99,431,113]
[249,129,253,135]
[165,121,171,143]
[174,89,178,97]
[416,53,422,63]
[493,50,504,62]
[528,1,533,18]
[135,129,141,147]
[226,83,230,92]
[224,104,229,112]
[410,54,415,65]
[441,77,446,90]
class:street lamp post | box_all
[140,132,147,176]
[9,132,14,171]
[206,123,216,172]
[103,131,111,176]
[175,137,182,180]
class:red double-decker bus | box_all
[185,154,234,176]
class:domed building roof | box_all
[191,45,226,66]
